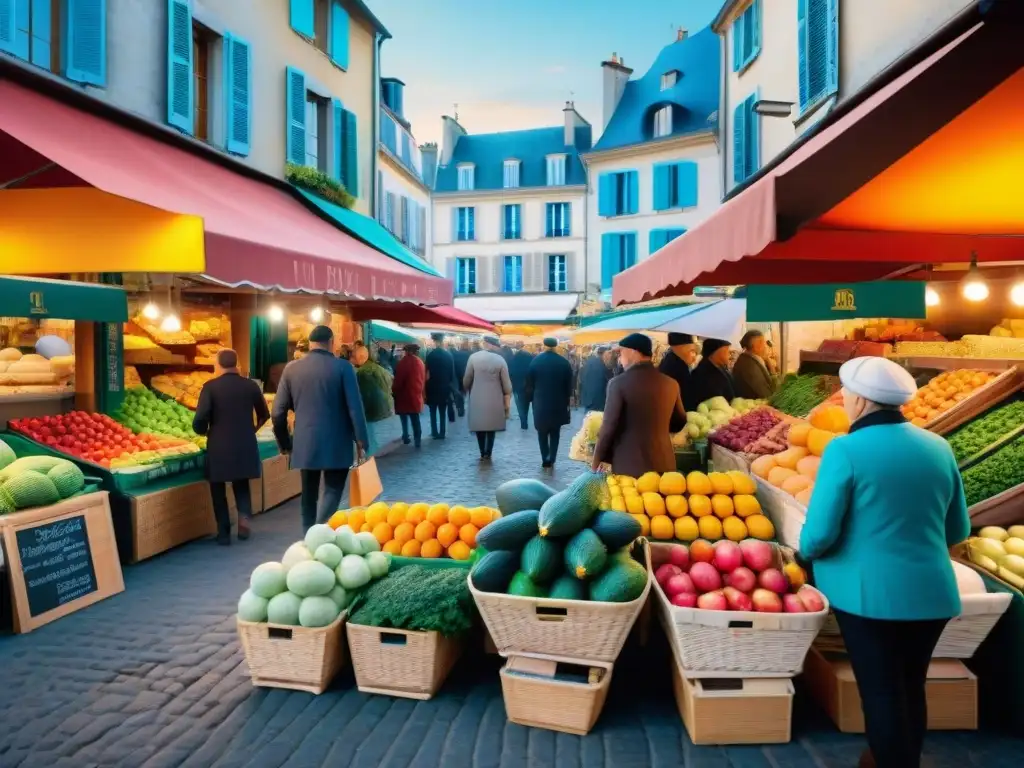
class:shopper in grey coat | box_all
[464,336,513,460]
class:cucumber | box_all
[537,472,604,538]
[547,575,587,601]
[563,528,608,580]
[476,509,540,551]
[589,510,642,549]
[520,535,562,585]
[589,557,648,603]
[470,550,520,593]
[507,571,548,598]
[495,478,557,516]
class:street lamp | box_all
[960,254,988,302]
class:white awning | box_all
[453,293,581,323]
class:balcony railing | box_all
[380,109,423,181]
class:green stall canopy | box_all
[746,281,926,322]
[0,275,128,322]
[367,321,418,345]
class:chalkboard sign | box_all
[15,514,98,617]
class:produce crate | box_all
[127,480,222,563]
[925,366,1021,436]
[753,476,806,551]
[469,539,652,663]
[967,481,1024,528]
[237,612,347,694]
[651,542,828,678]
[500,654,612,735]
[262,454,302,510]
[346,623,463,700]
[709,444,752,474]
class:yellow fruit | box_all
[383,540,403,555]
[609,485,623,498]
[611,497,627,512]
[698,515,723,541]
[406,503,429,525]
[625,495,645,515]
[366,502,390,526]
[665,495,689,518]
[421,539,443,558]
[768,466,798,488]
[674,516,699,541]
[427,503,450,526]
[436,522,459,548]
[415,520,437,542]
[711,494,734,519]
[617,475,636,487]
[689,494,712,517]
[347,510,366,532]
[723,516,748,542]
[390,501,410,519]
[622,486,640,498]
[448,505,471,528]
[659,471,685,496]
[807,428,836,457]
[726,471,756,495]
[630,513,651,537]
[393,522,415,544]
[733,495,762,518]
[470,506,493,528]
[708,472,734,495]
[401,539,422,557]
[650,515,675,540]
[686,471,712,496]
[642,492,666,517]
[746,514,775,540]
[386,506,407,527]
[448,540,472,561]
[751,455,776,479]
[372,522,393,545]
[606,476,618,486]
[459,523,479,547]
[784,562,807,588]
[326,510,347,529]
[360,523,372,533]
[637,471,661,494]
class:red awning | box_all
[613,7,1024,305]
[346,301,494,331]
[0,80,452,304]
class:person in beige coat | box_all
[733,330,776,400]
[464,336,513,460]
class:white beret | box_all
[839,356,918,406]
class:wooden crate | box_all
[347,623,463,700]
[129,481,228,562]
[500,654,612,736]
[262,454,302,510]
[238,613,347,694]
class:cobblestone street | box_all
[0,410,1020,767]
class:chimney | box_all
[601,52,633,130]
[676,27,688,41]
[563,100,587,147]
[439,115,466,167]
[420,143,439,188]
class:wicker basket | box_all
[469,539,652,663]
[237,613,347,694]
[346,623,464,700]
[500,654,612,735]
[754,476,806,551]
[650,542,829,678]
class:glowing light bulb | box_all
[1011,282,1024,307]
[925,288,940,307]
[962,280,989,302]
[268,305,285,322]
[310,306,324,322]
[142,302,161,320]
[159,314,181,333]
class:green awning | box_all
[577,299,704,328]
[746,281,926,322]
[0,275,128,322]
[367,321,418,345]
[293,187,441,277]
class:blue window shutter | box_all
[562,203,571,236]
[166,0,193,133]
[0,0,19,57]
[752,0,762,60]
[332,98,343,179]
[652,164,669,211]
[677,161,698,207]
[330,0,349,69]
[601,234,617,290]
[826,0,839,94]
[649,229,666,255]
[343,109,359,195]
[28,0,49,67]
[452,208,458,240]
[290,0,314,38]
[285,66,306,165]
[598,174,614,217]
[731,14,742,72]
[66,0,107,86]
[626,171,639,214]
[748,95,760,174]
[224,34,252,156]
[468,207,475,240]
[623,233,637,269]
[797,0,809,109]
[733,101,746,183]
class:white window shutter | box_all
[564,254,575,292]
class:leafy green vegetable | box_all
[946,400,1024,463]
[354,360,395,423]
[347,566,473,636]
[961,435,1024,507]
[769,374,839,417]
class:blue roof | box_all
[593,27,720,153]
[434,124,591,193]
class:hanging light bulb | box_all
[159,314,181,333]
[1011,282,1024,307]
[960,253,989,302]
[310,306,324,322]
[925,287,940,307]
[142,302,161,320]
[268,304,285,323]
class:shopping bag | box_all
[349,456,382,507]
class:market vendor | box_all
[799,356,970,768]
[658,332,698,411]
[732,330,776,400]
[689,338,736,406]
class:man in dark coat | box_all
[659,332,699,411]
[424,332,457,439]
[525,338,574,468]
[272,325,369,532]
[733,330,776,399]
[690,338,737,407]
[193,349,270,545]
[451,341,471,417]
[579,346,613,412]
[509,343,535,429]
[592,334,686,477]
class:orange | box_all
[415,520,437,542]
[421,539,443,558]
[326,510,347,529]
[366,502,389,527]
[382,540,403,555]
[469,506,492,528]
[347,510,366,532]
[427,503,449,526]
[447,541,471,561]
[372,522,393,545]
[448,505,471,528]
[386,505,407,527]
[400,539,422,557]
[406,503,429,525]
[360,523,372,533]
[459,523,479,547]
[393,522,415,544]
[436,522,459,548]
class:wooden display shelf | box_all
[924,367,1021,436]
[262,454,302,510]
[899,356,1022,373]
[128,480,235,563]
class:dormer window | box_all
[653,106,673,138]
[546,154,567,186]
[660,71,679,90]
[457,163,475,191]
[503,159,521,189]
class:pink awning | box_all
[347,301,494,331]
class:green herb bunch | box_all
[946,400,1024,464]
[348,566,474,636]
[961,435,1024,507]
[769,374,838,417]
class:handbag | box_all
[349,455,382,507]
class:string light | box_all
[960,254,988,302]
[1011,282,1024,307]
[142,302,161,320]
[925,287,940,307]
[310,306,324,322]
[159,314,181,333]
[268,305,285,322]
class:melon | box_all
[298,595,340,628]
[314,543,344,570]
[237,589,269,622]
[336,554,372,590]
[266,591,302,625]
[334,525,361,555]
[304,523,336,552]
[327,584,352,610]
[250,562,287,599]
[365,551,389,579]
[47,461,85,498]
[285,560,336,597]
[281,542,313,572]
[0,438,15,471]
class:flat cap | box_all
[839,357,918,406]
[618,333,653,357]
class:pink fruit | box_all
[798,586,826,613]
[739,539,774,572]
[696,590,728,611]
[782,594,806,613]
[723,586,753,612]
[758,568,789,595]
[655,563,683,587]
[668,545,690,570]
[688,562,723,593]
[724,566,756,593]
[712,540,743,573]
[751,588,783,613]
[665,573,696,597]
[671,592,698,608]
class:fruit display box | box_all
[500,654,612,735]
[346,623,463,700]
[238,612,348,695]
[922,366,1020,436]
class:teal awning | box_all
[293,187,441,277]
[367,321,418,345]
[0,275,128,322]
[746,282,926,322]
[577,300,705,328]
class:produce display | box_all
[684,397,764,440]
[237,523,390,627]
[130,316,196,346]
[964,525,1024,590]
[187,314,229,342]
[0,442,86,514]
[151,371,213,410]
[901,369,998,427]
[122,335,188,365]
[895,336,1024,360]
[114,386,207,448]
[945,399,1024,464]
[124,366,143,390]
[960,435,1024,507]
[569,410,605,461]
[0,348,74,391]
[347,565,474,636]
[710,407,788,455]
[326,501,500,561]
[769,374,839,417]
[654,539,825,613]
[471,472,649,602]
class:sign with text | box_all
[15,515,98,616]
[746,282,927,322]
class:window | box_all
[660,71,677,90]
[798,0,839,111]
[305,93,329,172]
[457,164,475,191]
[191,22,216,141]
[600,233,637,290]
[503,256,523,293]
[290,0,349,69]
[400,197,411,244]
[545,203,571,238]
[455,257,476,295]
[548,255,568,292]
[503,159,521,189]
[4,0,107,85]
[733,92,760,183]
[653,105,673,138]
[502,204,521,240]
[732,0,762,72]
[597,171,638,217]
[455,207,475,242]
[546,155,567,186]
[653,161,698,210]
[649,228,687,254]
[383,191,396,232]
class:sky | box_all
[365,0,725,146]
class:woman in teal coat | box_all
[800,357,970,768]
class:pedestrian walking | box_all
[192,349,270,545]
[659,332,699,411]
[592,333,686,476]
[452,341,471,417]
[392,343,426,447]
[733,330,777,400]
[800,357,970,768]
[579,346,614,412]
[352,344,394,457]
[525,338,573,468]
[690,338,737,406]
[425,332,457,439]
[509,342,534,429]
[271,325,369,531]
[464,335,512,460]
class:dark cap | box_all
[431,332,445,342]
[701,338,730,357]
[543,337,558,348]
[309,325,334,343]
[483,335,500,347]
[618,333,653,357]
[668,332,694,346]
